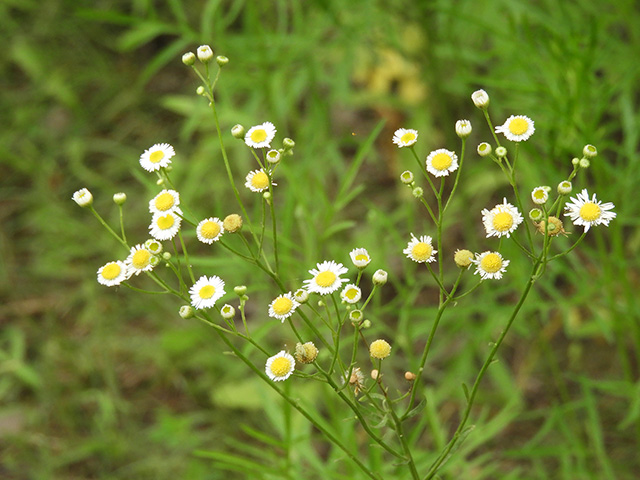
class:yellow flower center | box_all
[480,253,502,273]
[579,202,601,221]
[355,254,368,262]
[533,190,546,200]
[492,211,514,231]
[251,171,269,189]
[344,288,358,300]
[401,132,416,144]
[201,221,221,239]
[508,118,529,135]
[431,152,452,171]
[270,357,292,376]
[156,214,175,230]
[411,242,432,261]
[272,297,293,315]
[102,263,121,280]
[370,339,391,359]
[132,249,151,269]
[199,285,216,299]
[149,150,165,164]
[250,129,267,143]
[154,192,175,211]
[316,271,337,287]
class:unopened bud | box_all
[196,45,214,63]
[113,192,127,205]
[182,52,196,66]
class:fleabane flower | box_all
[370,339,392,359]
[72,188,93,208]
[482,198,523,238]
[268,292,300,322]
[97,261,128,286]
[139,143,175,172]
[426,149,458,177]
[495,115,535,142]
[149,209,182,240]
[471,251,509,280]
[340,284,362,304]
[196,217,224,244]
[245,122,276,148]
[245,169,273,193]
[125,244,155,276]
[403,234,437,263]
[189,275,226,309]
[392,128,418,148]
[531,186,549,205]
[564,189,616,231]
[349,248,371,268]
[149,189,180,214]
[303,260,348,295]
[265,351,295,381]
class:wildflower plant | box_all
[72,48,617,479]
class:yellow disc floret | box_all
[251,171,269,189]
[199,285,216,299]
[132,249,151,269]
[370,339,392,359]
[154,192,175,211]
[492,212,514,232]
[411,242,433,261]
[579,202,601,221]
[508,118,529,135]
[149,150,165,164]
[157,214,174,230]
[272,297,293,316]
[431,152,453,171]
[201,221,221,239]
[316,271,337,287]
[401,132,416,143]
[479,253,502,273]
[250,129,268,143]
[102,263,122,280]
[269,357,292,377]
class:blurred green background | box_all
[2,0,639,478]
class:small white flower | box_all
[372,269,387,286]
[303,260,349,295]
[266,149,281,164]
[268,292,300,322]
[403,234,437,263]
[392,128,418,148]
[558,180,572,195]
[477,142,492,157]
[471,89,490,109]
[125,244,155,276]
[245,122,276,148]
[139,143,175,172]
[340,284,362,304]
[189,275,226,309]
[425,149,459,177]
[149,189,180,214]
[72,188,93,208]
[245,169,273,192]
[482,198,524,238]
[196,45,214,63]
[495,115,535,142]
[349,248,371,268]
[97,261,128,287]
[196,217,224,244]
[265,351,295,381]
[220,304,235,320]
[455,120,472,138]
[471,251,509,280]
[564,189,616,231]
[531,186,549,205]
[149,208,182,241]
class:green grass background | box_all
[1,0,639,478]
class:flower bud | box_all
[282,138,295,150]
[571,157,580,166]
[535,216,566,237]
[179,305,195,319]
[149,255,161,267]
[495,146,507,158]
[404,371,417,381]
[72,188,93,208]
[557,180,572,195]
[231,124,245,139]
[372,269,388,286]
[583,144,597,159]
[113,192,127,205]
[370,339,391,359]
[529,208,543,221]
[371,369,380,380]
[349,309,363,323]
[294,342,318,364]
[412,187,423,198]
[579,158,590,169]
[145,239,163,255]
[471,89,490,109]
[196,45,214,63]
[196,86,205,96]
[220,304,235,320]
[266,149,281,164]
[454,249,473,268]
[455,119,472,138]
[234,285,247,296]
[531,186,549,205]
[216,55,229,67]
[162,252,172,261]
[293,288,309,304]
[362,319,371,329]
[400,170,414,185]
[182,52,196,66]
[477,142,492,157]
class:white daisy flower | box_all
[149,189,180,214]
[268,292,300,322]
[97,260,128,287]
[471,251,510,280]
[265,351,295,381]
[125,244,155,276]
[495,115,535,142]
[245,122,276,148]
[139,143,175,172]
[425,149,459,177]
[72,188,93,208]
[403,234,437,263]
[196,217,224,244]
[349,248,371,268]
[531,186,549,205]
[189,275,226,309]
[392,128,418,148]
[482,198,524,238]
[564,189,616,231]
[149,208,182,241]
[340,284,362,304]
[303,260,348,295]
[245,169,273,193]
